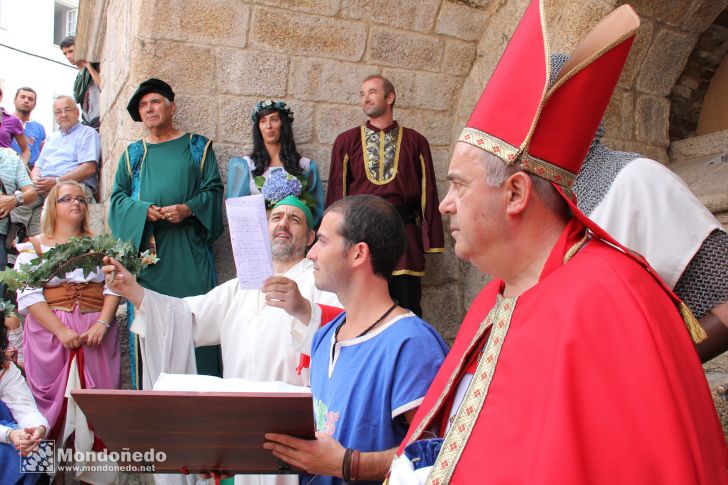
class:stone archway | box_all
[666,5,728,229]
[670,8,728,141]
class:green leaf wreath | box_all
[0,234,159,291]
[0,299,15,317]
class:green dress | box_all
[109,133,224,384]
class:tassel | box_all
[679,301,707,344]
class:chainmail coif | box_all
[550,53,728,318]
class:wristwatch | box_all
[14,190,23,207]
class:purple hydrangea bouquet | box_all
[260,169,303,207]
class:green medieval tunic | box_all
[109,133,224,385]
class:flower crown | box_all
[250,100,294,123]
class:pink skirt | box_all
[23,305,120,433]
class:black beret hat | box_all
[126,78,175,122]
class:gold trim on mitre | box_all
[458,127,520,165]
[519,0,552,153]
[520,152,576,189]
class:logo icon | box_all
[20,440,55,473]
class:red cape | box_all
[398,220,728,484]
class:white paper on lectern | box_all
[153,373,311,394]
[225,195,274,289]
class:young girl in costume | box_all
[14,181,120,467]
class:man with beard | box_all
[326,76,444,317]
[105,197,341,485]
[263,195,448,485]
[103,196,341,390]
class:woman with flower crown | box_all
[13,181,120,483]
[227,100,324,226]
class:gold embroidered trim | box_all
[420,154,427,220]
[520,152,576,189]
[426,248,445,254]
[199,137,212,173]
[548,25,638,95]
[138,140,149,200]
[521,0,551,152]
[403,301,500,449]
[125,149,131,177]
[124,142,149,181]
[458,128,520,165]
[361,125,403,185]
[426,296,517,485]
[563,230,589,264]
[393,129,403,180]
[379,129,386,181]
[342,154,349,197]
[392,269,425,277]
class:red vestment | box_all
[397,220,728,484]
[326,121,444,275]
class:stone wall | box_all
[671,8,728,140]
[76,0,503,339]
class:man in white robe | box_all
[104,196,341,485]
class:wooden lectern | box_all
[72,389,314,474]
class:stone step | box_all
[668,131,728,227]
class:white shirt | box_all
[0,363,49,443]
[14,241,117,313]
[132,258,341,387]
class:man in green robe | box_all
[108,78,224,387]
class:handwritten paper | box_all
[225,195,273,289]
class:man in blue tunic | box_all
[264,195,448,485]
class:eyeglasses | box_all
[53,108,77,115]
[57,196,87,205]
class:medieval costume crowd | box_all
[1,1,728,484]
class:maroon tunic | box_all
[326,121,445,275]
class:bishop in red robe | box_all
[388,2,728,484]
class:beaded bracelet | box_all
[4,427,13,443]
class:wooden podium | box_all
[72,389,314,474]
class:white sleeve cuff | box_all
[16,289,45,314]
[392,397,425,420]
[130,289,154,338]
[0,424,12,443]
